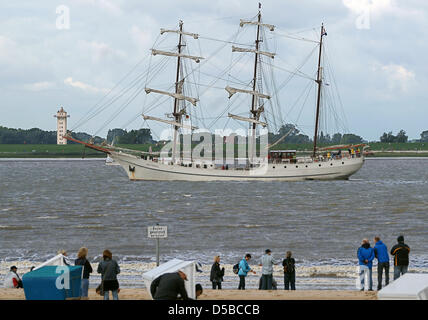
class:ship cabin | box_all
[269,150,297,164]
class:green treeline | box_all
[268,124,364,145]
[1,124,427,146]
[0,126,57,144]
[0,126,155,145]
[106,128,154,144]
[0,126,104,145]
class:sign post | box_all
[148,224,168,266]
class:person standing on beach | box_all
[58,249,70,266]
[210,255,225,290]
[97,249,120,300]
[3,266,23,288]
[373,236,389,290]
[150,270,190,300]
[74,247,93,299]
[357,239,375,291]
[390,235,410,280]
[259,249,278,290]
[238,254,256,290]
[283,251,296,290]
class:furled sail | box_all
[232,46,275,59]
[151,49,204,63]
[145,88,199,106]
[142,114,198,130]
[228,113,267,127]
[160,28,199,39]
[239,19,275,31]
[225,86,271,99]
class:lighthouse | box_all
[54,107,70,145]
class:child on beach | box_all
[58,249,70,265]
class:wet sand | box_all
[0,288,377,300]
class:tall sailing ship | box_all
[66,6,366,181]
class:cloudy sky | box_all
[0,0,427,141]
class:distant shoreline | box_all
[366,156,428,160]
[0,157,105,161]
[1,142,428,158]
[1,155,428,160]
[0,155,105,159]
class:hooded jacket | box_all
[238,258,251,276]
[357,243,375,268]
[374,240,389,264]
[390,241,410,266]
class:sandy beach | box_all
[0,288,377,300]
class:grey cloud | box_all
[0,0,427,140]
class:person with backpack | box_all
[373,236,389,290]
[283,251,296,290]
[210,255,225,289]
[237,254,256,290]
[74,247,93,299]
[390,235,410,280]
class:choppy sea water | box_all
[0,158,427,290]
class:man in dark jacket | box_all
[390,235,410,280]
[373,236,389,290]
[210,256,225,289]
[150,271,190,300]
[282,251,296,290]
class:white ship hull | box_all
[110,151,364,181]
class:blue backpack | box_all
[233,263,239,274]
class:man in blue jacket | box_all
[374,236,389,290]
[238,254,256,290]
[357,238,375,291]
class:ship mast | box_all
[172,21,184,163]
[143,21,202,164]
[312,23,326,158]
[249,9,262,164]
[226,3,275,164]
